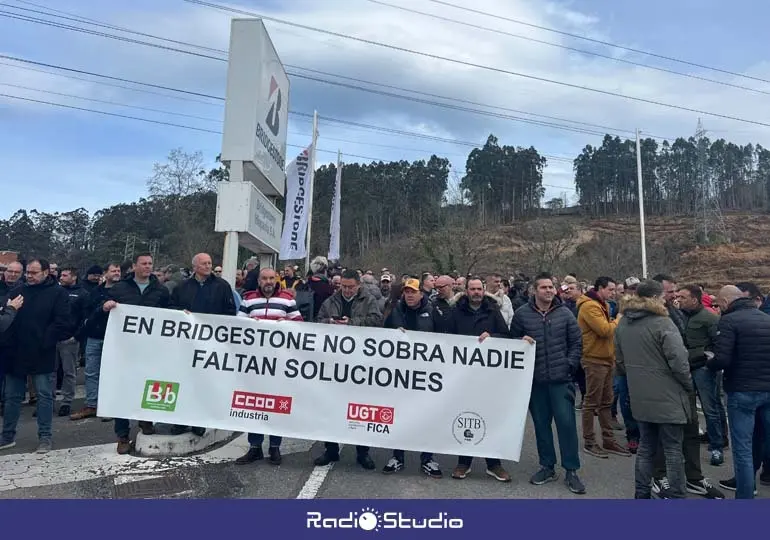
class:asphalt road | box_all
[1,383,767,500]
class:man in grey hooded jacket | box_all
[615,280,692,499]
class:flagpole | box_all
[304,110,318,275]
[328,149,342,261]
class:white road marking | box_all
[0,434,313,493]
[296,444,342,499]
[114,474,165,486]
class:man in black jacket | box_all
[102,253,170,454]
[446,277,512,482]
[0,259,72,454]
[431,275,454,324]
[511,272,585,494]
[169,253,236,436]
[171,253,236,317]
[70,263,122,421]
[382,277,444,478]
[709,285,770,499]
[55,266,90,417]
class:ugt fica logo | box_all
[347,402,395,434]
[306,507,463,531]
[141,380,179,412]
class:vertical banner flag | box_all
[328,160,342,261]
[279,143,314,260]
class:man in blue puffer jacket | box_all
[511,272,585,495]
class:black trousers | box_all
[653,390,702,482]
[324,442,369,456]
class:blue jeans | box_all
[529,382,581,471]
[248,433,282,448]
[727,391,770,499]
[2,373,53,442]
[692,367,724,451]
[84,338,104,408]
[613,375,639,441]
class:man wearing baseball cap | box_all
[625,277,641,293]
[380,274,392,297]
[381,277,445,478]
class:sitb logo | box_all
[141,380,179,412]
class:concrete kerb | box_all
[134,429,239,458]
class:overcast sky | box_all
[1,0,769,218]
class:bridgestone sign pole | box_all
[98,305,536,461]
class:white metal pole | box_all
[304,110,319,275]
[221,160,242,287]
[636,129,648,279]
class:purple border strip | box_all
[0,500,764,538]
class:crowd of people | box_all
[0,253,768,500]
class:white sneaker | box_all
[0,439,16,451]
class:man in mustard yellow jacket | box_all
[577,277,630,459]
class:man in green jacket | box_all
[615,280,692,499]
[677,285,725,467]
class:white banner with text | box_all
[98,305,536,461]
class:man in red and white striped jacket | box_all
[234,267,302,466]
[238,268,303,322]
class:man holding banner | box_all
[313,269,383,470]
[236,267,303,466]
[446,277,513,482]
[101,253,169,454]
[381,277,445,478]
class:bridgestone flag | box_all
[279,143,314,260]
[328,162,342,261]
[98,305,536,461]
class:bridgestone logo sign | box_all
[256,122,285,170]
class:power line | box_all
[0,91,386,162]
[0,60,222,107]
[367,0,770,97]
[289,130,575,162]
[0,82,223,123]
[183,0,770,129]
[1,85,575,169]
[287,65,649,138]
[288,71,610,137]
[5,0,226,54]
[0,6,650,139]
[424,0,770,87]
[0,92,222,134]
[0,57,665,165]
[6,2,580,175]
[0,54,223,101]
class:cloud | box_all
[1,0,770,214]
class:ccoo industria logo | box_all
[265,75,282,137]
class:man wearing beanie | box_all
[82,265,103,294]
[614,280,692,499]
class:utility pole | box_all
[148,239,159,263]
[123,234,135,262]
[636,129,648,279]
[693,119,728,244]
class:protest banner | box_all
[98,305,536,461]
